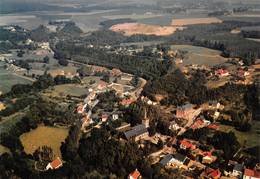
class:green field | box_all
[47,84,88,97]
[170,45,228,66]
[0,69,32,93]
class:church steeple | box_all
[142,107,149,128]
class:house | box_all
[176,103,201,120]
[215,69,229,77]
[112,113,119,120]
[209,101,221,109]
[202,152,217,164]
[0,102,6,111]
[171,153,187,166]
[124,124,149,141]
[120,74,133,81]
[169,122,181,131]
[84,92,96,104]
[111,68,122,76]
[128,169,142,179]
[46,157,63,170]
[180,139,196,150]
[97,81,108,92]
[201,168,221,179]
[237,70,250,78]
[191,119,205,130]
[160,154,174,166]
[243,169,260,179]
[77,104,87,114]
[160,153,187,167]
[120,98,134,107]
[101,114,109,122]
[232,164,243,178]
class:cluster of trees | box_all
[181,128,240,160]
[54,42,172,80]
[0,97,35,117]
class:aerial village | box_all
[0,24,259,178]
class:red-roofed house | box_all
[243,169,260,179]
[46,157,63,170]
[202,152,217,164]
[201,168,221,179]
[111,68,122,76]
[215,69,229,77]
[128,169,142,179]
[191,119,205,130]
[207,124,219,130]
[77,104,85,114]
[180,139,196,150]
[120,98,134,106]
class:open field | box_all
[48,84,88,97]
[20,126,68,158]
[170,45,228,66]
[219,120,260,148]
[0,69,32,93]
[110,22,183,36]
[171,17,222,26]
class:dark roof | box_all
[124,124,148,140]
[178,103,193,110]
[173,153,186,162]
[233,164,243,172]
[160,154,173,166]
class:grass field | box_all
[0,69,32,93]
[48,84,88,97]
[219,120,260,148]
[20,126,68,158]
[170,45,228,66]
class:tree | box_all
[101,74,110,83]
[43,56,50,64]
[58,59,68,66]
[33,146,54,162]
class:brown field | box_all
[171,17,222,26]
[110,22,183,36]
[20,126,68,158]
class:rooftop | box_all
[124,124,148,140]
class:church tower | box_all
[142,108,149,128]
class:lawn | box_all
[20,126,69,158]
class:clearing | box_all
[170,45,228,66]
[218,120,260,148]
[47,84,88,97]
[20,125,69,158]
[110,22,183,36]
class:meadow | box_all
[20,126,69,158]
[170,45,228,66]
